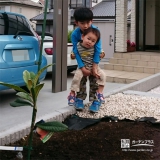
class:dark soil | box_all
[0,121,160,160]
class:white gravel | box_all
[149,86,160,95]
[76,86,160,122]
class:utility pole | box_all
[52,0,68,92]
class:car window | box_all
[0,13,32,35]
[0,14,4,35]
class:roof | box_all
[92,0,131,17]
[30,0,131,21]
[92,0,115,17]
[0,0,43,8]
[30,12,54,21]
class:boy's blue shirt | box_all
[71,24,101,68]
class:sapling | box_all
[0,64,68,160]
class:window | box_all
[69,0,91,9]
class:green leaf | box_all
[0,82,28,93]
[16,92,33,103]
[34,64,53,86]
[23,70,31,84]
[10,98,33,107]
[34,83,44,99]
[30,72,36,80]
[36,121,68,132]
[27,79,33,91]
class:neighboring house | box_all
[0,0,43,29]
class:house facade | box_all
[116,0,160,53]
[0,0,43,29]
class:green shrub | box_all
[68,30,73,43]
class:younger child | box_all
[68,27,106,113]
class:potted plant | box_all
[127,40,136,52]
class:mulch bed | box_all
[0,120,160,160]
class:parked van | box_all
[0,11,47,91]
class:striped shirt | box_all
[77,42,94,70]
[71,24,101,68]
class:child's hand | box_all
[70,52,75,59]
[93,69,100,79]
[100,51,105,59]
[81,67,91,76]
[92,63,100,79]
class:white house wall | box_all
[93,21,115,59]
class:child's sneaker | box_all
[89,100,101,113]
[68,94,76,106]
[97,93,105,104]
[74,98,84,110]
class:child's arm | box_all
[93,38,102,64]
[92,36,102,78]
[71,30,85,68]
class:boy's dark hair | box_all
[83,27,100,42]
[73,7,93,22]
